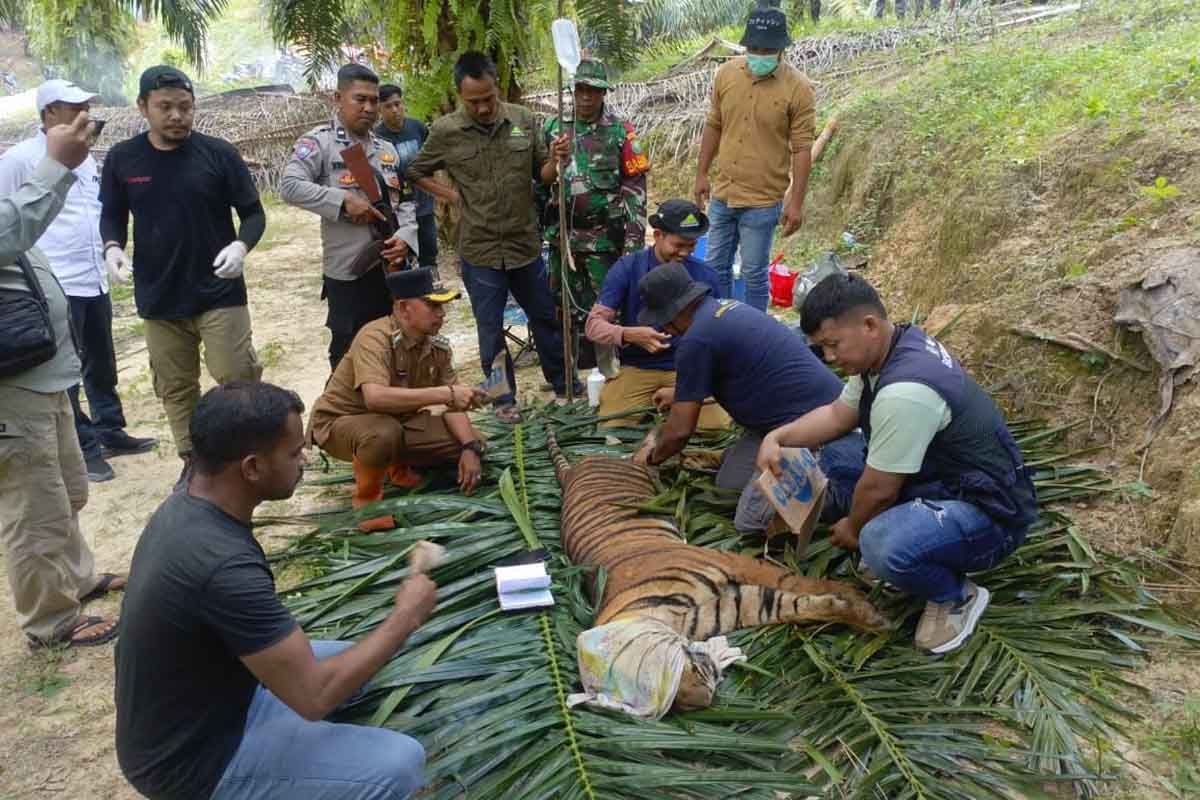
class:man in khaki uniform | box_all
[1,113,125,649]
[309,268,487,531]
[281,63,418,371]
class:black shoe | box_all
[100,430,158,458]
[173,455,193,493]
[86,454,115,483]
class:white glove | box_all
[105,246,131,285]
[212,241,248,280]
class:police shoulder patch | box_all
[292,136,320,161]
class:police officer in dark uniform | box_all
[281,64,418,370]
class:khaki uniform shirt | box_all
[308,315,457,445]
[705,58,816,208]
[280,117,418,281]
[406,104,548,270]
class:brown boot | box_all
[387,463,423,488]
[352,458,394,532]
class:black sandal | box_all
[79,573,126,605]
[28,615,119,650]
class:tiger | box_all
[548,430,890,642]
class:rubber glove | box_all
[212,241,248,279]
[105,246,131,285]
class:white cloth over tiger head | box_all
[566,614,746,720]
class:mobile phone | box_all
[90,119,107,139]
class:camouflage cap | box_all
[573,59,612,91]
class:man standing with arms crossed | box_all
[693,6,814,311]
[283,64,418,371]
[0,79,157,483]
[101,66,267,491]
[407,51,572,422]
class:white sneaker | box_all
[915,580,991,655]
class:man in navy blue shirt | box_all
[375,84,439,276]
[633,264,863,531]
[585,199,730,429]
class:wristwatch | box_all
[461,440,485,457]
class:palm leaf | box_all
[275,405,1198,797]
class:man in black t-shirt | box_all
[375,83,439,275]
[115,380,435,800]
[100,66,268,490]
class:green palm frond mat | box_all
[268,405,1199,799]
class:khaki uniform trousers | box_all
[0,387,102,642]
[318,410,462,469]
[144,305,262,456]
[598,366,732,430]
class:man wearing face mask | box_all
[584,199,728,429]
[693,6,815,312]
[100,66,267,492]
[282,64,419,372]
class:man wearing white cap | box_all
[0,79,157,483]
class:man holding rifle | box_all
[282,63,419,371]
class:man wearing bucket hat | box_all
[308,267,488,531]
[693,6,816,312]
[584,199,729,429]
[0,79,158,483]
[632,264,864,521]
[542,57,649,374]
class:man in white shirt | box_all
[0,80,156,482]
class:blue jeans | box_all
[66,293,127,459]
[210,641,425,800]
[859,499,1024,604]
[704,198,783,312]
[461,257,567,405]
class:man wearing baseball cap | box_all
[0,79,158,483]
[308,267,488,531]
[542,58,649,375]
[100,66,267,491]
[584,199,729,429]
[694,6,816,312]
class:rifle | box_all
[340,142,406,276]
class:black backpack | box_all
[0,253,58,378]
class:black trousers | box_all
[323,268,393,371]
[416,213,438,269]
[66,293,127,459]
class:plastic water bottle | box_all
[731,252,746,302]
[586,367,606,408]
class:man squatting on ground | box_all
[282,63,418,371]
[100,66,267,491]
[116,381,434,799]
[307,268,488,533]
[756,274,1039,654]
[0,79,157,484]
[0,112,128,650]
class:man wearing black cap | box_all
[693,6,815,311]
[100,66,267,490]
[632,264,854,508]
[585,199,728,429]
[308,268,488,531]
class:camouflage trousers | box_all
[548,248,619,372]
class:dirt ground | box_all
[1,200,1198,799]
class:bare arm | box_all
[692,124,721,207]
[845,467,905,535]
[643,401,702,466]
[757,400,859,475]
[242,575,436,721]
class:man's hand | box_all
[45,112,93,170]
[447,384,486,412]
[692,173,711,209]
[343,192,386,225]
[458,449,482,495]
[624,326,672,354]
[780,200,805,237]
[652,386,675,412]
[631,430,658,466]
[550,134,571,166]
[212,241,248,279]
[756,434,784,477]
[391,574,437,629]
[829,518,860,551]
[382,234,409,265]
[105,246,131,285]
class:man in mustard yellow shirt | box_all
[693,6,815,311]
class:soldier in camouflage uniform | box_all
[543,58,649,370]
